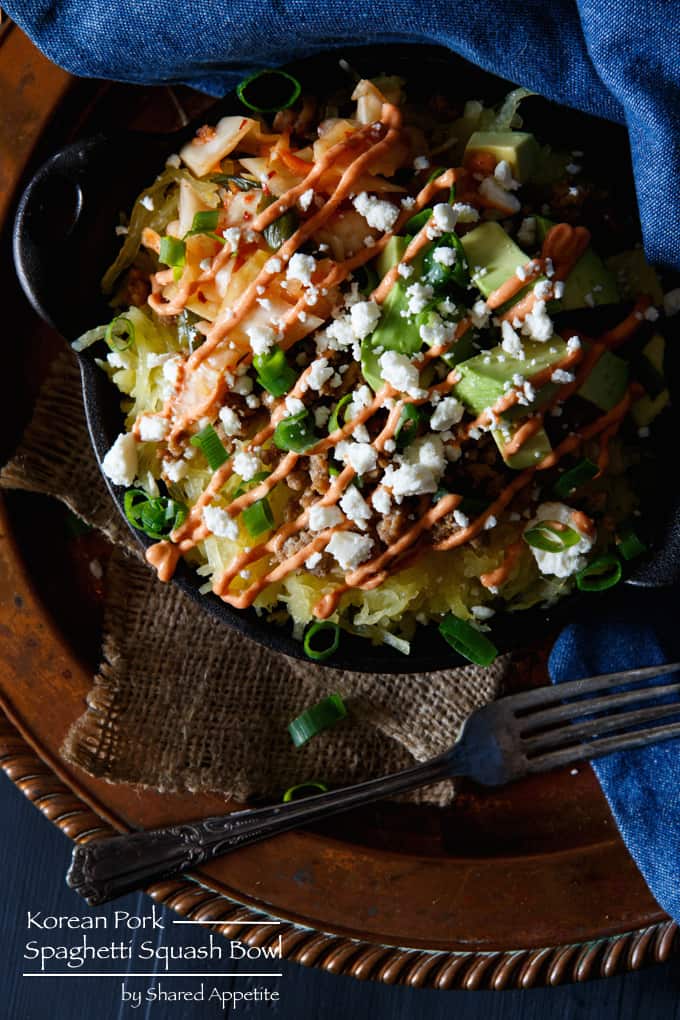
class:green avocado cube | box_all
[632,333,669,426]
[464,131,540,183]
[606,249,664,305]
[534,216,619,310]
[453,337,568,415]
[460,222,531,300]
[493,425,553,470]
[578,349,629,411]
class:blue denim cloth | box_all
[5,0,680,270]
[549,594,680,921]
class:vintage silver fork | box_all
[67,662,680,905]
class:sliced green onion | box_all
[184,209,223,242]
[274,409,317,452]
[553,458,599,498]
[159,235,186,270]
[302,622,341,663]
[282,781,329,802]
[253,345,296,396]
[524,521,582,553]
[242,497,274,537]
[328,393,353,434]
[423,232,469,290]
[439,615,498,666]
[237,69,302,114]
[576,554,623,591]
[190,424,229,470]
[617,525,647,561]
[105,315,135,352]
[264,207,299,250]
[395,403,423,451]
[405,207,432,235]
[123,489,187,540]
[233,470,271,499]
[288,691,346,746]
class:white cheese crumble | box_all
[350,300,381,339]
[453,510,470,528]
[340,486,372,529]
[430,396,464,431]
[246,324,276,356]
[264,257,282,274]
[298,188,315,211]
[305,551,322,569]
[517,216,537,247]
[397,262,414,278]
[308,504,344,532]
[433,246,456,266]
[501,320,525,359]
[326,531,374,571]
[284,395,305,417]
[493,160,519,190]
[431,203,458,232]
[451,202,479,223]
[551,368,575,384]
[232,373,253,396]
[163,458,188,483]
[413,155,430,170]
[378,350,425,398]
[479,177,520,213]
[102,433,138,487]
[470,299,491,329]
[352,192,399,232]
[344,442,378,475]
[218,406,242,436]
[139,195,155,211]
[202,505,238,540]
[224,227,241,250]
[372,487,392,515]
[522,299,553,342]
[314,405,331,428]
[567,335,582,353]
[138,415,168,442]
[233,450,261,481]
[525,501,595,578]
[287,252,316,285]
[306,358,334,391]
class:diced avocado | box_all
[361,281,423,391]
[606,249,664,305]
[578,349,628,411]
[453,337,568,415]
[464,131,539,183]
[460,222,530,299]
[493,425,552,470]
[632,333,669,427]
[441,329,476,368]
[534,216,619,310]
[376,235,408,279]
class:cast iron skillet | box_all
[12,45,680,673]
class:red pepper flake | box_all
[197,291,207,303]
[239,118,248,130]
[243,211,252,221]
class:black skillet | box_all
[12,45,680,673]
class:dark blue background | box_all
[3,773,680,1018]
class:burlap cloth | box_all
[0,351,506,804]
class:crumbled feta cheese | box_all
[165,153,181,168]
[419,314,455,347]
[138,415,168,442]
[451,203,479,223]
[663,288,680,317]
[551,368,575,384]
[115,225,129,236]
[470,300,491,329]
[340,486,372,529]
[533,279,552,299]
[298,188,315,211]
[350,300,381,339]
[501,320,525,359]
[397,262,414,278]
[284,395,305,417]
[218,406,242,436]
[644,306,660,321]
[308,504,344,532]
[383,434,446,499]
[484,515,498,530]
[372,487,392,515]
[202,505,238,540]
[287,252,316,285]
[526,501,595,578]
[413,155,430,170]
[233,450,261,481]
[224,227,241,250]
[433,246,456,267]
[246,324,276,356]
[314,405,331,428]
[347,384,373,418]
[139,195,154,211]
[344,442,378,475]
[567,336,582,354]
[102,433,138,487]
[264,257,282,274]
[405,281,434,315]
[516,265,527,282]
[553,281,565,300]
[379,350,425,398]
[430,396,464,431]
[352,192,399,232]
[401,196,416,209]
[522,300,553,342]
[479,177,520,213]
[453,509,469,528]
[306,357,334,391]
[232,373,253,396]
[326,531,373,571]
[305,551,322,569]
[432,203,458,232]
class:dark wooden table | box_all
[3,773,680,1017]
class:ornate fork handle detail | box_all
[67,755,455,905]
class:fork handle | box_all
[67,755,455,905]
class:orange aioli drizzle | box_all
[480,540,524,590]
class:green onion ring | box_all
[282,781,329,802]
[576,555,623,592]
[236,69,302,114]
[524,521,582,553]
[302,622,341,663]
[105,315,135,352]
[288,690,346,746]
[439,615,498,666]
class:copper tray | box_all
[1,22,677,990]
